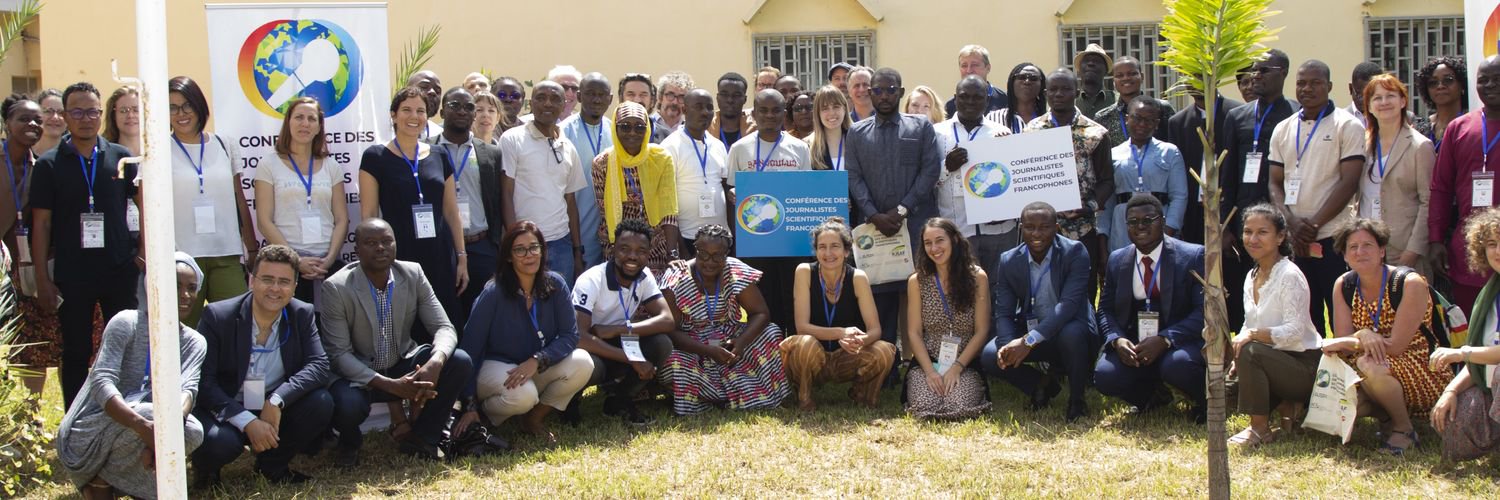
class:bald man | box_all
[407,70,443,138]
[726,89,812,329]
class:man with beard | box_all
[428,87,503,321]
[652,71,693,136]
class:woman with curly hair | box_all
[1428,207,1500,462]
[1413,56,1467,151]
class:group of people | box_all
[10,41,1500,498]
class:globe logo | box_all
[736,194,784,235]
[964,161,1011,198]
[238,19,363,118]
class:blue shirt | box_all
[459,271,580,396]
[560,115,609,261]
[1101,137,1187,252]
[1026,246,1057,343]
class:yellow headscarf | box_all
[604,102,678,242]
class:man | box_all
[500,81,588,279]
[618,73,671,144]
[662,89,731,257]
[571,218,676,425]
[708,72,756,148]
[1165,78,1243,245]
[652,71,693,135]
[492,76,527,126]
[1267,59,1365,334]
[30,81,142,408]
[848,67,875,122]
[1093,194,1206,422]
[1094,56,1175,146]
[775,75,802,102]
[755,66,780,93]
[1100,96,1187,252]
[828,62,853,96]
[937,75,1013,277]
[192,245,333,486]
[982,202,1095,422]
[726,89,810,328]
[942,44,1009,118]
[1220,49,1298,330]
[463,72,490,95]
[1346,61,1384,123]
[846,67,942,379]
[1022,69,1113,296]
[1073,44,1117,119]
[1429,55,1500,312]
[560,73,614,269]
[428,88,503,323]
[406,70,443,139]
[322,219,474,463]
[550,65,583,118]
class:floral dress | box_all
[1348,277,1454,418]
[659,258,789,415]
[904,272,991,419]
[1024,111,1108,240]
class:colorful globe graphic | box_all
[964,161,1011,198]
[237,19,363,118]
[736,194,785,235]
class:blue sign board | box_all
[734,171,850,257]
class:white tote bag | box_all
[851,223,915,286]
[1302,354,1362,444]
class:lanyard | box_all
[691,136,711,185]
[1118,109,1128,139]
[818,265,844,326]
[441,142,473,196]
[367,277,394,330]
[76,140,100,212]
[392,140,425,204]
[1482,110,1500,171]
[850,110,860,122]
[616,277,640,333]
[172,133,207,195]
[754,133,784,172]
[832,135,845,171]
[526,293,544,341]
[1373,138,1391,179]
[694,266,721,323]
[1131,140,1152,190]
[1028,251,1052,313]
[623,167,641,198]
[952,122,981,145]
[1049,113,1065,129]
[1252,100,1277,152]
[251,309,293,354]
[1294,105,1331,169]
[582,120,605,156]
[1355,266,1389,329]
[2,141,31,222]
[287,154,316,208]
[934,272,954,322]
[1135,253,1163,311]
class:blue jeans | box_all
[546,236,576,281]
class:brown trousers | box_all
[780,335,896,407]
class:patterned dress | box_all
[1348,277,1454,418]
[592,153,678,277]
[904,271,991,419]
[659,258,789,415]
[1024,110,1108,240]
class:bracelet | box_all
[456,252,467,257]
[1463,346,1472,364]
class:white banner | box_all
[960,127,1082,223]
[1466,0,1500,112]
[205,3,391,262]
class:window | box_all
[1058,23,1184,109]
[10,76,37,96]
[1365,16,1463,117]
[753,31,874,88]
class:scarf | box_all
[604,102,677,242]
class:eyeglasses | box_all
[1125,215,1163,228]
[255,274,296,289]
[1427,75,1459,88]
[444,101,476,112]
[494,91,524,102]
[560,84,580,93]
[1128,114,1160,124]
[1253,65,1285,75]
[169,104,195,116]
[67,108,104,121]
[790,104,815,113]
[869,86,902,96]
[511,243,543,257]
[546,137,563,164]
[117,106,141,115]
[616,122,649,134]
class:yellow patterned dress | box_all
[1348,282,1454,418]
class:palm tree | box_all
[1158,1,1280,498]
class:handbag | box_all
[1302,354,1361,444]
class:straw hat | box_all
[1072,43,1113,70]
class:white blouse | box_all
[1241,257,1321,351]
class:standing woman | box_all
[987,63,1047,134]
[787,91,816,140]
[253,97,348,304]
[1360,74,1434,276]
[2,94,61,395]
[32,88,65,155]
[659,225,789,415]
[491,77,526,134]
[591,101,680,277]
[168,76,257,327]
[359,86,468,335]
[809,85,852,171]
[904,218,991,419]
[1429,207,1500,462]
[102,87,141,155]
[472,91,506,146]
[904,85,945,125]
[1413,56,1467,152]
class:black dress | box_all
[360,144,458,341]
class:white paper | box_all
[81,213,105,249]
[1474,173,1494,207]
[936,335,960,373]
[457,200,472,231]
[1285,176,1303,206]
[959,127,1082,224]
[300,214,322,243]
[412,204,436,239]
[621,335,646,362]
[126,203,140,232]
[242,379,266,411]
[851,222,915,286]
[1242,153,1263,184]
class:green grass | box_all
[17,367,1500,498]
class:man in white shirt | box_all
[726,90,812,185]
[661,88,730,257]
[500,81,588,279]
[407,70,444,140]
[937,76,1013,278]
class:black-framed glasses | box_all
[511,243,543,257]
[546,138,563,164]
[616,122,649,134]
[494,91,524,102]
[67,108,104,120]
[869,86,902,96]
[169,104,195,116]
[444,101,476,112]
[790,104,814,113]
[1126,215,1163,228]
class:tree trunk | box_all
[1198,106,1231,500]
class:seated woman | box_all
[1229,204,1322,447]
[783,216,895,410]
[56,253,207,500]
[593,101,680,277]
[1325,218,1453,455]
[1429,207,1500,462]
[905,218,991,419]
[659,224,790,415]
[459,221,594,444]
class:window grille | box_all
[753,31,874,88]
[1365,16,1464,117]
[1059,23,1185,109]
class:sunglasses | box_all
[1015,74,1042,82]
[1126,215,1163,228]
[869,86,903,96]
[494,91,524,102]
[790,105,815,113]
[616,122,649,134]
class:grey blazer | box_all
[1363,126,1434,276]
[319,260,457,384]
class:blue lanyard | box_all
[832,135,845,171]
[1373,139,1390,179]
[1028,251,1052,314]
[1252,100,1277,152]
[1482,111,1500,169]
[623,167,641,198]
[172,133,206,195]
[526,293,544,341]
[440,143,473,196]
[1355,266,1389,329]
[582,120,604,156]
[694,266,722,323]
[754,133,784,172]
[391,140,425,204]
[1131,140,1152,190]
[952,122,981,145]
[1135,253,1163,311]
[850,110,860,122]
[1010,110,1034,135]
[1118,109,1128,139]
[616,277,640,333]
[287,154,316,208]
[76,140,100,212]
[2,141,30,222]
[934,272,954,322]
[1049,113,1064,129]
[691,136,711,184]
[1293,105,1331,168]
[818,265,844,326]
[251,309,293,354]
[367,276,394,329]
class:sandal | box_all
[1378,430,1419,456]
[1228,427,1275,448]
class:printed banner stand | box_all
[734,170,850,257]
[1467,0,1500,112]
[960,127,1083,223]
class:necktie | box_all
[1142,256,1157,300]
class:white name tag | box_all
[1138,311,1161,340]
[457,200,472,231]
[1371,195,1383,220]
[1026,316,1039,332]
[126,203,140,232]
[81,213,105,248]
[1285,175,1303,206]
[1474,172,1495,207]
[242,379,265,411]
[16,231,29,263]
[621,334,646,362]
[412,204,436,239]
[936,334,960,373]
[300,212,322,243]
[1243,153,1263,184]
[193,200,216,235]
[698,193,717,218]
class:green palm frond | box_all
[392,24,441,94]
[0,0,41,68]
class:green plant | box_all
[0,287,52,497]
[392,24,441,94]
[1157,1,1280,498]
[0,0,39,67]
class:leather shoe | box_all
[258,467,312,484]
[1191,404,1207,425]
[1065,401,1088,423]
[1030,377,1062,411]
[398,437,445,461]
[190,468,221,490]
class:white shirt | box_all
[1358,144,1389,219]
[725,132,811,186]
[436,134,488,235]
[662,128,729,239]
[571,262,663,327]
[500,122,587,242]
[935,117,1011,237]
[171,133,243,258]
[1241,257,1321,351]
[1132,242,1165,301]
[254,155,341,256]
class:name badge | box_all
[936,334,961,373]
[193,198,216,235]
[1371,195,1383,220]
[300,208,323,243]
[1026,316,1039,332]
[16,231,30,263]
[1474,172,1495,207]
[1138,311,1160,340]
[126,203,140,232]
[242,379,266,411]
[81,213,105,248]
[457,199,472,231]
[1242,153,1263,184]
[698,193,717,218]
[1285,174,1303,206]
[412,204,436,239]
[621,334,646,362]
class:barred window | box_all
[1365,16,1464,117]
[1059,23,1183,108]
[753,31,874,89]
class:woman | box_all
[1100,112,1187,252]
[783,216,895,410]
[1413,56,1467,152]
[458,221,592,444]
[102,87,141,155]
[359,86,469,332]
[987,63,1047,134]
[660,225,789,415]
[905,218,991,419]
[1325,218,1453,455]
[168,76,257,326]
[1228,204,1322,447]
[56,253,206,500]
[809,85,852,171]
[1360,74,1433,276]
[1429,207,1500,462]
[2,93,60,395]
[904,85,945,125]
[472,90,506,145]
[492,77,526,134]
[787,91,816,140]
[33,88,64,155]
[591,101,680,277]
[253,97,349,304]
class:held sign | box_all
[734,171,850,257]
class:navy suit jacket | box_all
[197,293,332,423]
[1098,236,1205,349]
[992,235,1094,343]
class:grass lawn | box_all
[17,367,1500,498]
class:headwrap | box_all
[603,101,678,242]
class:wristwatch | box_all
[895,205,909,218]
[267,393,285,410]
